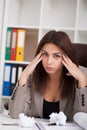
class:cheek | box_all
[41,59,46,66]
[56,59,63,68]
[59,58,63,65]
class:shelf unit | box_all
[0,0,87,112]
[0,0,4,72]
[0,0,5,111]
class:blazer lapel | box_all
[60,98,67,112]
[34,91,43,118]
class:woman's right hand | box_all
[18,52,42,86]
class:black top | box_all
[43,99,59,119]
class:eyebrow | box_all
[42,50,62,55]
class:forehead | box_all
[42,43,63,54]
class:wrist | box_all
[78,77,87,89]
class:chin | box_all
[45,70,56,74]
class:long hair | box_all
[32,30,78,99]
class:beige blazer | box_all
[9,77,87,121]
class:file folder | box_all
[10,64,18,95]
[10,28,18,60]
[5,28,12,60]
[2,64,12,96]
[17,65,23,80]
[16,29,26,61]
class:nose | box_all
[47,56,53,64]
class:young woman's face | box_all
[41,43,63,75]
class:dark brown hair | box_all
[32,30,78,99]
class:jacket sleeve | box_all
[9,76,32,119]
[74,87,87,113]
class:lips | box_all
[46,67,54,71]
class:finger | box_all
[63,54,72,65]
[36,56,42,64]
[62,55,74,70]
[35,53,42,64]
[62,55,74,74]
[62,55,69,69]
[36,52,43,60]
[66,72,71,76]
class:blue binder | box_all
[2,64,12,96]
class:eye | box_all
[53,54,61,59]
[42,52,48,57]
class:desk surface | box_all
[0,114,83,130]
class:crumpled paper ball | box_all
[19,113,36,128]
[49,111,67,126]
[73,112,87,130]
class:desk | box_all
[0,114,83,130]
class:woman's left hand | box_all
[62,55,87,88]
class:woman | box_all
[9,30,87,121]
